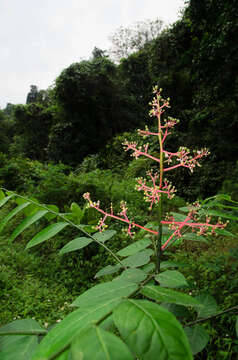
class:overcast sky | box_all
[0,0,185,109]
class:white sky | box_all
[0,0,185,108]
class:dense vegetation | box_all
[0,0,238,358]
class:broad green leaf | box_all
[155,270,188,288]
[116,268,147,283]
[0,318,46,336]
[215,228,235,237]
[71,325,133,360]
[117,239,151,257]
[179,206,190,213]
[142,262,155,273]
[31,299,122,360]
[195,294,218,318]
[182,233,208,243]
[113,299,193,360]
[0,336,38,360]
[71,280,138,308]
[141,286,200,308]
[0,195,14,209]
[94,264,122,278]
[236,316,238,337]
[0,202,30,234]
[9,209,48,243]
[93,230,116,243]
[121,249,153,268]
[59,237,92,255]
[0,319,45,359]
[26,222,68,249]
[184,326,209,355]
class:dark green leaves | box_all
[113,299,193,360]
[184,326,209,355]
[9,209,48,243]
[155,270,188,288]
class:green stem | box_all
[0,187,126,269]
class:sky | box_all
[0,0,185,109]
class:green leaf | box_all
[215,228,235,237]
[117,239,151,257]
[71,325,133,360]
[0,202,30,234]
[141,286,200,308]
[71,280,138,308]
[184,326,209,355]
[0,319,45,360]
[195,294,218,318]
[171,212,190,222]
[121,249,153,268]
[142,262,155,273]
[182,233,208,243]
[204,209,238,220]
[26,222,68,249]
[70,202,85,223]
[9,209,48,243]
[0,336,38,360]
[155,270,188,288]
[44,204,59,221]
[0,195,14,209]
[0,318,45,335]
[59,237,92,255]
[94,264,122,278]
[93,230,116,243]
[113,299,193,360]
[116,268,147,283]
[160,261,186,269]
[0,189,5,200]
[31,299,123,360]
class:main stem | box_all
[155,100,164,273]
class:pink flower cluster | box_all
[83,87,226,250]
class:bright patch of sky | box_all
[0,0,185,108]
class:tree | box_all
[48,57,139,165]
[109,18,163,62]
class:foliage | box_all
[0,88,238,359]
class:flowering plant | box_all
[83,86,225,270]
